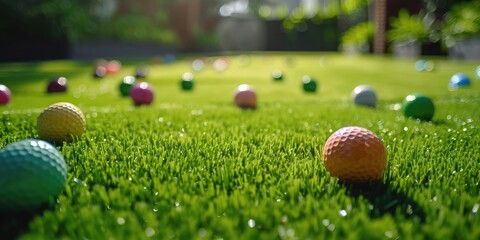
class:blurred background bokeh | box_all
[1,0,479,62]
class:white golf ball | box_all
[352,85,377,107]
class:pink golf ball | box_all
[0,84,12,105]
[130,82,154,106]
[234,84,257,109]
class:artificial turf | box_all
[0,53,479,239]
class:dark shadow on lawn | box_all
[0,204,49,240]
[343,181,425,222]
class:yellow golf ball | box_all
[37,102,86,142]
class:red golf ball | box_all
[130,82,154,106]
[234,84,257,109]
[0,84,12,105]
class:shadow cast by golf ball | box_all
[342,181,425,222]
[431,119,447,126]
[0,204,50,240]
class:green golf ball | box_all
[272,69,283,81]
[119,76,136,97]
[0,139,67,211]
[302,75,317,93]
[181,72,194,90]
[402,93,435,121]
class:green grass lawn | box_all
[1,53,479,239]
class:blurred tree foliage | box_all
[341,21,374,46]
[440,0,480,47]
[387,10,429,43]
[0,0,176,44]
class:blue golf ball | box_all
[415,60,426,72]
[449,73,471,89]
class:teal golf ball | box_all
[0,139,67,211]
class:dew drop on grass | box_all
[339,210,347,217]
[198,228,207,238]
[247,219,255,228]
[385,231,393,238]
[406,205,413,215]
[472,203,479,213]
[278,226,286,237]
[286,228,295,237]
[327,224,335,231]
[322,219,330,226]
[117,217,125,225]
[158,117,164,122]
[145,227,155,237]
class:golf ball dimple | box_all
[0,139,67,210]
[0,84,12,105]
[352,85,377,108]
[323,126,387,183]
[402,93,435,121]
[234,84,257,110]
[37,102,86,143]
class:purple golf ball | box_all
[130,82,154,106]
[47,77,68,93]
[0,84,12,105]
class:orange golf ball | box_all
[322,126,386,183]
